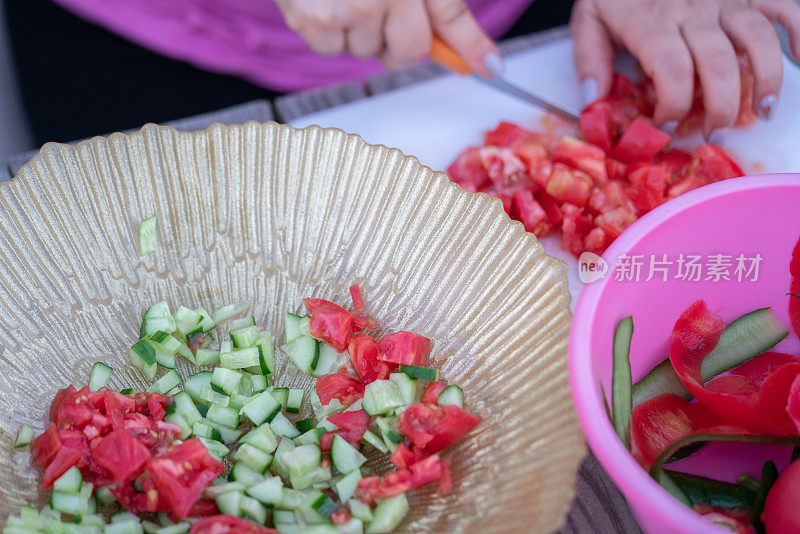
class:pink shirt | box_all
[52,0,533,92]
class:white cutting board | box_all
[291,37,800,303]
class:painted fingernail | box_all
[580,78,598,107]
[757,94,778,120]
[661,120,678,135]
[707,127,730,145]
[483,53,504,79]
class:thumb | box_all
[571,0,615,107]
[425,0,499,78]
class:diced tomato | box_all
[303,298,356,352]
[191,515,277,534]
[391,443,416,470]
[560,203,594,257]
[586,187,613,216]
[409,454,443,488]
[349,333,393,384]
[378,332,430,366]
[31,422,61,469]
[327,410,371,446]
[580,103,613,152]
[331,508,351,526]
[147,439,224,518]
[627,164,668,213]
[689,145,744,182]
[316,373,365,406]
[480,146,530,193]
[356,470,414,504]
[611,118,670,163]
[484,121,539,147]
[320,432,334,452]
[349,284,376,331]
[551,136,608,185]
[57,400,94,430]
[610,73,642,101]
[187,333,205,353]
[656,148,692,176]
[484,191,512,215]
[584,227,608,254]
[536,191,563,226]
[510,190,551,236]
[545,164,593,207]
[187,499,220,518]
[50,386,77,422]
[594,206,637,241]
[605,158,628,182]
[147,394,170,422]
[447,146,491,192]
[762,458,800,534]
[668,173,707,199]
[398,403,481,454]
[421,381,445,405]
[511,141,551,188]
[93,429,150,484]
[439,456,453,493]
[41,446,81,489]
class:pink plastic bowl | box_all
[570,173,800,533]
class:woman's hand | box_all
[571,0,800,139]
[274,0,499,77]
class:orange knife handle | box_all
[429,35,472,75]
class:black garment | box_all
[4,0,574,146]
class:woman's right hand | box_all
[273,0,500,77]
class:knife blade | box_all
[429,36,579,123]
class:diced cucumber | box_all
[215,491,243,517]
[149,331,180,368]
[295,418,314,433]
[184,371,212,403]
[53,466,83,494]
[362,380,404,416]
[279,488,304,510]
[14,425,34,448]
[111,512,140,523]
[270,412,301,438]
[336,469,362,503]
[241,423,279,454]
[198,437,230,461]
[389,372,417,406]
[331,434,366,474]
[284,313,311,343]
[246,476,283,507]
[142,301,176,335]
[437,385,463,408]
[229,462,265,485]
[241,496,268,523]
[361,429,389,454]
[250,374,269,393]
[254,334,275,375]
[206,404,239,429]
[310,389,344,420]
[235,443,273,473]
[312,342,346,378]
[96,485,116,506]
[271,387,289,409]
[281,444,322,479]
[339,518,364,534]
[229,394,251,411]
[195,349,221,366]
[349,499,373,523]
[230,315,257,331]
[286,389,304,414]
[375,418,402,453]
[192,421,221,441]
[88,362,113,392]
[50,490,90,516]
[200,388,230,407]
[398,364,439,382]
[240,390,282,425]
[139,216,159,255]
[147,369,182,395]
[366,494,409,533]
[273,508,295,523]
[194,307,217,333]
[291,465,332,492]
[211,301,251,325]
[211,367,243,396]
[165,411,191,439]
[295,428,325,446]
[282,336,320,375]
[271,439,296,482]
[174,306,204,336]
[130,339,158,381]
[221,348,260,369]
[205,482,247,498]
[172,391,203,426]
[231,325,260,349]
[105,520,144,534]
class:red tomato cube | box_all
[545,163,593,207]
[510,190,551,236]
[611,118,671,163]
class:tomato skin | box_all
[626,163,668,214]
[536,191,563,226]
[579,103,613,152]
[349,284,375,331]
[191,515,277,534]
[690,145,744,181]
[327,409,371,446]
[316,374,365,406]
[92,429,150,484]
[484,121,539,147]
[762,459,800,534]
[390,443,416,470]
[398,403,481,454]
[610,118,671,163]
[31,422,61,469]
[551,136,609,185]
[50,386,77,422]
[378,332,431,367]
[349,333,393,384]
[356,470,414,504]
[303,298,356,352]
[41,446,81,489]
[420,382,445,405]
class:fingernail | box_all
[580,78,598,107]
[661,120,678,135]
[483,53,504,79]
[757,94,778,120]
[706,127,730,145]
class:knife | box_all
[429,36,579,123]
